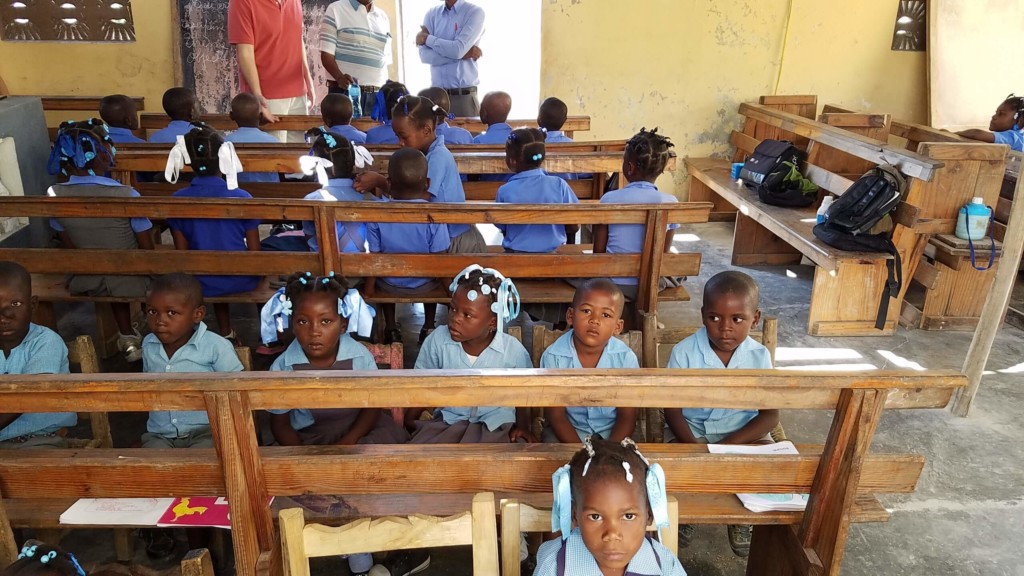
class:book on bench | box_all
[706,441,810,513]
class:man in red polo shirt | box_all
[228,0,315,142]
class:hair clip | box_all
[68,553,87,576]
[298,277,307,285]
[329,271,335,278]
[539,127,548,134]
[19,544,37,559]
[507,132,518,143]
[40,551,58,564]
[480,284,491,295]
[431,105,440,112]
[304,272,312,277]
[321,278,330,285]
[582,435,595,476]
[622,462,634,483]
[447,112,456,121]
[551,464,573,538]
[467,290,479,301]
[532,153,543,161]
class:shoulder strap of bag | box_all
[874,242,903,330]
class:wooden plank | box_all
[912,259,941,290]
[299,513,475,556]
[279,509,310,576]
[0,249,319,276]
[732,211,804,267]
[138,114,591,135]
[34,96,145,111]
[181,549,215,576]
[471,493,500,576]
[500,500,521,576]
[0,487,16,567]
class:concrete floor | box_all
[37,222,1024,576]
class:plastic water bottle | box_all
[348,81,363,118]
[816,196,834,224]
[955,197,992,241]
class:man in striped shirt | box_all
[319,0,393,118]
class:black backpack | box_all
[740,140,816,207]
[812,165,907,330]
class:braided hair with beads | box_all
[506,127,547,171]
[6,540,87,576]
[624,127,674,182]
[305,127,356,179]
[46,119,116,177]
[392,95,449,130]
[182,123,226,177]
[283,271,350,311]
[1003,93,1024,129]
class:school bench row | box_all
[0,197,707,356]
[0,368,965,576]
[688,95,1007,336]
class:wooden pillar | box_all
[0,487,17,567]
[746,524,823,576]
[205,392,276,576]
[635,210,668,316]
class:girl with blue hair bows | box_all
[537,436,686,576]
[6,541,88,576]
[406,264,537,444]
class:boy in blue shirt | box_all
[537,96,579,182]
[320,93,367,144]
[364,148,450,344]
[0,262,76,450]
[149,87,199,143]
[663,270,777,557]
[418,87,473,145]
[541,279,638,443]
[225,92,281,183]
[958,94,1024,151]
[99,94,144,143]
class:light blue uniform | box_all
[535,529,687,576]
[418,0,485,89]
[302,179,381,252]
[143,322,243,438]
[149,120,193,144]
[0,324,76,442]
[415,326,532,430]
[426,136,470,238]
[495,168,579,252]
[225,127,281,183]
[328,124,368,145]
[993,128,1024,152]
[437,122,473,145]
[473,123,513,182]
[600,182,680,286]
[365,122,398,144]
[267,335,377,431]
[107,126,145,144]
[666,326,772,443]
[366,198,451,288]
[540,330,639,441]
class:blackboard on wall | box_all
[175,0,335,114]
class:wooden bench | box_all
[27,95,146,141]
[688,97,1005,336]
[0,368,964,576]
[0,197,707,349]
[138,114,592,139]
[824,105,1011,331]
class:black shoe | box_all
[385,328,403,344]
[678,523,696,548]
[140,528,177,563]
[383,549,431,576]
[728,524,752,557]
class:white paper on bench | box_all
[706,441,810,513]
[60,498,174,526]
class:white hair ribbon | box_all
[448,264,521,333]
[340,288,376,338]
[218,141,243,190]
[551,464,573,538]
[352,145,374,169]
[300,155,334,187]
[164,134,191,184]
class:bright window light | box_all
[775,347,862,362]
[877,350,926,371]
[778,363,878,372]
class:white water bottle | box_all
[816,196,834,224]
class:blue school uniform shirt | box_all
[167,176,262,297]
[600,182,680,286]
[365,122,398,145]
[540,330,639,441]
[473,123,513,182]
[667,327,772,442]
[535,530,686,576]
[436,122,473,145]
[426,136,470,238]
[419,0,485,89]
[415,326,532,431]
[495,168,579,252]
[107,126,145,144]
[302,179,380,252]
[225,127,281,183]
[0,324,76,442]
[267,335,377,431]
[149,120,194,143]
[993,128,1024,152]
[543,130,579,181]
[143,322,243,438]
[48,175,153,234]
[366,198,450,288]
[329,124,368,145]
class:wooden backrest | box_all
[65,335,112,449]
[0,486,14,567]
[234,346,252,372]
[527,326,643,369]
[733,95,818,160]
[360,342,403,369]
[812,113,893,180]
[180,549,215,576]
[280,493,499,576]
[650,317,779,368]
[499,496,680,576]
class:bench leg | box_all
[94,303,122,359]
[808,262,897,336]
[688,174,737,222]
[746,524,823,576]
[113,528,134,562]
[1,489,17,567]
[732,212,803,267]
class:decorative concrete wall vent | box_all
[1,0,135,42]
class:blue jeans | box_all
[327,85,379,119]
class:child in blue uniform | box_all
[418,87,473,145]
[225,92,281,183]
[164,124,261,341]
[364,147,450,343]
[473,91,514,182]
[300,127,380,259]
[0,262,76,450]
[594,128,680,301]
[958,93,1024,151]
[538,97,580,182]
[365,81,408,145]
[320,93,367,144]
[537,436,686,576]
[149,87,199,143]
[496,127,579,252]
[663,270,777,558]
[47,119,154,362]
[408,265,536,443]
[542,279,638,443]
[99,94,144,143]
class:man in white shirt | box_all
[320,0,393,118]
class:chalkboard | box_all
[176,0,335,114]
